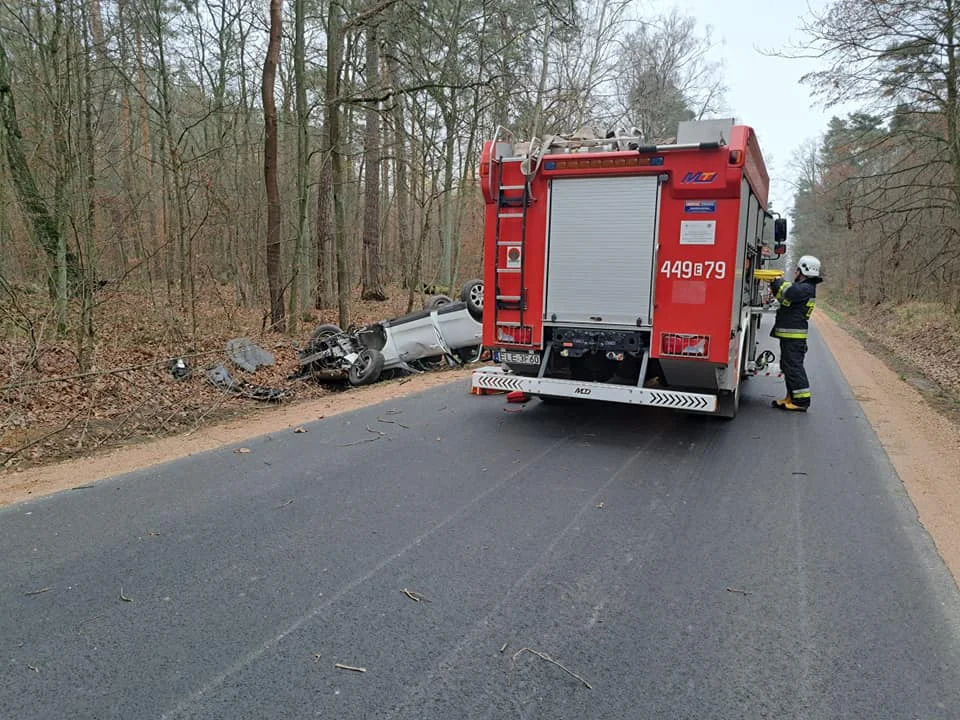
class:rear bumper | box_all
[471,367,718,413]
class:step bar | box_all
[471,367,718,413]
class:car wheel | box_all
[347,348,385,386]
[426,294,452,310]
[310,323,343,344]
[460,279,484,321]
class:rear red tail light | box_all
[497,325,534,345]
[660,333,709,358]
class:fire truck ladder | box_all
[494,165,530,339]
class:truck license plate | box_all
[497,351,540,365]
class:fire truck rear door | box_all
[545,175,660,327]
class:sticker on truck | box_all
[659,260,727,279]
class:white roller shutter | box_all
[544,175,660,327]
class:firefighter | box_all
[769,255,822,411]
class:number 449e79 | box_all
[659,260,726,280]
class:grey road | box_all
[3,322,960,719]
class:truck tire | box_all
[347,348,385,386]
[460,279,484,321]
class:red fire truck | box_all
[470,119,786,419]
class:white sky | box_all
[647,0,851,216]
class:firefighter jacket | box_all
[769,278,818,340]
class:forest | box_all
[0,0,725,464]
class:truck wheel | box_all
[460,279,484,321]
[310,323,343,344]
[716,384,740,420]
[425,294,452,310]
[348,348,385,386]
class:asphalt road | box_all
[3,321,960,719]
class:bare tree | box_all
[263,0,284,328]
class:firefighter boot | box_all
[777,399,808,412]
[771,393,792,408]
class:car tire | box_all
[460,279,484,321]
[310,323,343,344]
[426,294,452,310]
[347,348,385,386]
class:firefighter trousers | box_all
[779,338,811,407]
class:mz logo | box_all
[682,171,718,184]
[573,387,592,395]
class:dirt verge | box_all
[0,367,474,507]
[816,311,960,581]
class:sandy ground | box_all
[4,316,960,587]
[816,312,960,580]
[0,368,475,507]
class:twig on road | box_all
[401,588,431,603]
[377,416,410,429]
[119,586,133,602]
[337,437,380,447]
[511,647,592,689]
[24,587,50,596]
[335,663,367,673]
[725,587,753,596]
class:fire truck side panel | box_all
[649,159,741,366]
[544,175,659,328]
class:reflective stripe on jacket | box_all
[770,278,817,340]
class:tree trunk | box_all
[0,35,78,299]
[326,0,350,328]
[263,0,285,329]
[361,21,386,301]
[288,0,308,331]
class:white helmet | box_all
[797,255,821,278]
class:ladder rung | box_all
[497,241,523,246]
[496,321,522,327]
[498,212,524,219]
[499,185,525,190]
[496,268,521,274]
[496,295,521,301]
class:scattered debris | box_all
[119,586,133,602]
[335,663,367,673]
[168,357,191,380]
[595,502,605,509]
[226,338,275,373]
[27,664,40,673]
[312,653,322,663]
[72,484,95,490]
[293,426,308,434]
[206,364,289,402]
[725,587,753,596]
[511,647,592,689]
[148,531,160,537]
[276,499,294,509]
[401,588,431,603]
[506,390,528,404]
[235,447,251,454]
[500,642,509,654]
[24,587,50,597]
[791,472,808,476]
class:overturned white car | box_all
[296,279,484,386]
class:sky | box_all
[646,0,851,217]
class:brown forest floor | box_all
[0,283,442,473]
